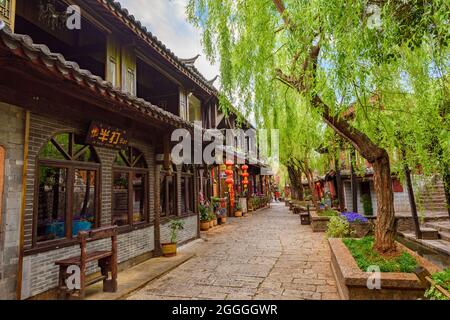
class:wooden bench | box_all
[55,226,118,300]
[300,205,311,225]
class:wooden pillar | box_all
[154,164,162,256]
[402,147,422,239]
[335,158,346,212]
[16,110,30,300]
[193,166,200,238]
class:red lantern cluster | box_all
[241,165,249,190]
[225,160,235,207]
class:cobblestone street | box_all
[128,203,339,300]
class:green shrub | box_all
[425,269,450,300]
[343,236,418,273]
[318,209,338,217]
[326,216,353,238]
[361,194,374,216]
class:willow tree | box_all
[275,87,325,209]
[188,0,449,253]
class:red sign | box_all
[86,121,128,150]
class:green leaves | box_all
[343,236,418,273]
[187,0,449,178]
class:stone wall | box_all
[0,102,24,300]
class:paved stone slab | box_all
[128,203,339,300]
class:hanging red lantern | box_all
[241,164,249,189]
[225,160,234,208]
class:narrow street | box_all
[129,203,339,300]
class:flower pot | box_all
[200,221,210,231]
[210,220,214,228]
[161,243,177,257]
[220,217,227,224]
[213,219,218,226]
[234,211,243,217]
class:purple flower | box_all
[341,212,368,223]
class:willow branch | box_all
[272,0,294,29]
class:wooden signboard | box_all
[86,121,128,150]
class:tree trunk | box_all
[372,154,397,254]
[311,95,397,253]
[350,149,358,212]
[305,168,319,210]
[287,165,304,201]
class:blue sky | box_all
[119,0,219,82]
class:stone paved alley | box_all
[128,203,339,300]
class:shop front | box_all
[0,25,200,299]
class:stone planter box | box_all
[311,211,330,232]
[328,238,441,300]
[351,218,376,238]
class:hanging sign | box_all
[86,121,128,150]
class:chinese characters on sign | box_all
[86,121,128,150]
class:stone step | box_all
[422,204,448,210]
[419,227,440,240]
[420,196,446,200]
[425,221,450,233]
[439,231,450,242]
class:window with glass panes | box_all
[160,165,177,217]
[35,133,99,245]
[112,147,148,227]
[180,165,194,214]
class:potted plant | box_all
[199,204,210,231]
[209,211,216,227]
[234,202,243,217]
[161,218,185,257]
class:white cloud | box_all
[118,0,219,82]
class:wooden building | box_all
[0,0,272,300]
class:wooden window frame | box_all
[32,159,101,250]
[180,171,194,216]
[112,147,149,232]
[160,169,177,218]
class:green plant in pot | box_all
[209,210,217,227]
[199,203,210,231]
[162,218,185,257]
[234,202,243,217]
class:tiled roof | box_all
[98,0,218,95]
[0,21,194,130]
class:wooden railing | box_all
[414,267,450,300]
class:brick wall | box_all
[0,105,199,299]
[0,102,24,299]
[21,226,154,299]
[160,214,198,245]
[19,111,159,299]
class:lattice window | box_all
[0,0,11,21]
